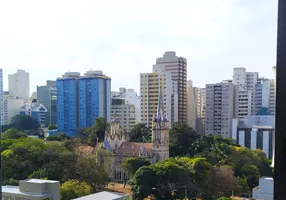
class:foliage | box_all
[129,123,151,142]
[2,128,27,139]
[122,157,151,177]
[169,123,198,157]
[46,133,70,141]
[61,180,92,200]
[48,124,57,130]
[11,114,40,130]
[217,197,231,200]
[234,177,250,196]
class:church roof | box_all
[103,137,112,151]
[76,145,95,154]
[117,142,152,156]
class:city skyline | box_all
[0,0,277,93]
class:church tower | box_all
[151,84,169,163]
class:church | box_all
[101,88,170,181]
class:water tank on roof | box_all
[63,72,80,78]
[85,70,103,76]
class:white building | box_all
[8,69,30,101]
[252,177,273,200]
[112,88,141,123]
[2,179,60,200]
[187,80,196,129]
[205,82,238,138]
[3,95,24,125]
[0,69,4,125]
[111,103,136,133]
[232,114,275,158]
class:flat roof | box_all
[73,191,129,200]
[26,179,59,183]
[2,186,52,199]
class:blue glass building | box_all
[78,70,111,128]
[56,71,111,135]
[56,72,80,134]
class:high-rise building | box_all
[205,82,238,138]
[3,94,24,125]
[111,99,136,133]
[112,88,141,123]
[57,72,80,134]
[187,80,196,130]
[8,69,30,100]
[57,71,111,134]
[153,51,187,124]
[140,71,178,128]
[37,80,57,125]
[0,69,4,125]
[78,70,111,128]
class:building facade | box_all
[20,100,48,127]
[3,95,24,125]
[8,69,30,101]
[205,82,238,138]
[57,71,111,135]
[0,69,3,125]
[153,51,187,124]
[37,81,57,125]
[140,71,178,128]
[187,80,196,129]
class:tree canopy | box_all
[2,128,27,139]
[48,124,57,130]
[129,123,151,142]
[10,114,40,130]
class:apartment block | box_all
[0,69,3,125]
[8,69,30,101]
[140,72,178,128]
[205,82,238,138]
[153,51,187,124]
[3,94,24,125]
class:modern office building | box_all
[140,71,178,128]
[20,99,48,127]
[57,71,111,134]
[8,69,30,101]
[153,51,187,124]
[3,94,24,125]
[0,69,4,125]
[37,80,57,125]
[56,72,80,133]
[205,82,238,138]
[78,70,111,128]
[111,99,136,133]
[112,87,141,123]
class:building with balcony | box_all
[3,94,24,125]
[8,69,30,101]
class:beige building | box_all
[153,51,187,124]
[140,71,178,128]
[111,103,136,133]
[205,82,238,138]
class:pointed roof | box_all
[153,81,168,123]
[103,137,112,151]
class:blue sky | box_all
[0,0,278,93]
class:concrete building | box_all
[20,100,48,127]
[2,179,60,200]
[232,113,275,159]
[8,69,30,101]
[57,71,111,135]
[3,95,24,125]
[0,69,4,125]
[37,81,57,125]
[140,71,178,128]
[237,89,252,118]
[252,177,273,200]
[74,191,130,200]
[112,87,141,123]
[111,99,136,133]
[187,80,196,129]
[153,51,187,124]
[205,82,238,138]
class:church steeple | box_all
[152,83,168,129]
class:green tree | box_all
[169,123,198,157]
[61,180,92,200]
[48,124,57,130]
[129,123,151,142]
[122,157,151,177]
[11,114,40,130]
[241,164,260,189]
[234,177,250,196]
[2,128,27,139]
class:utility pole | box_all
[274,0,286,199]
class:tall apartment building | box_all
[187,80,206,133]
[205,82,238,138]
[140,71,178,128]
[57,71,111,135]
[153,51,187,124]
[8,69,30,100]
[111,87,141,123]
[3,93,24,125]
[0,69,4,125]
[111,98,136,133]
[37,80,57,125]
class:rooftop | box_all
[73,191,129,200]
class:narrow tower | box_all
[151,83,169,163]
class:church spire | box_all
[152,80,168,127]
